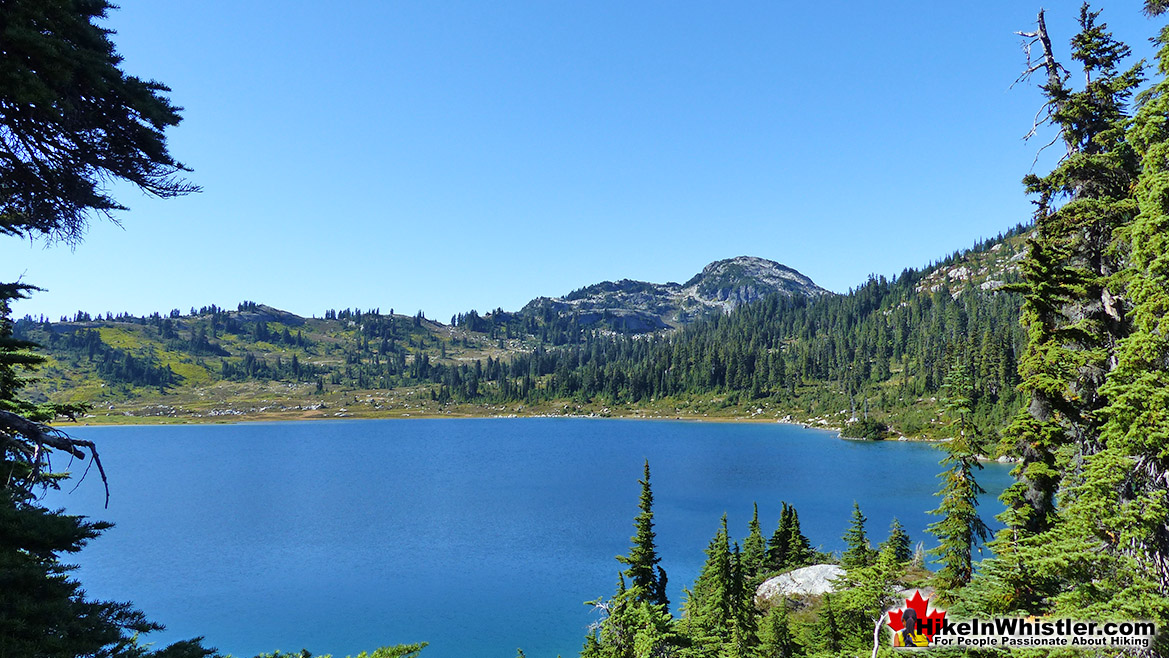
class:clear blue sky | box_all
[2,1,1162,322]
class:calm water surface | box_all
[44,418,1011,658]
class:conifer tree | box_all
[928,362,990,597]
[1001,3,1143,535]
[841,502,876,569]
[618,460,669,610]
[628,602,679,658]
[1,2,205,653]
[1091,0,1169,614]
[725,543,758,658]
[878,518,912,565]
[984,3,1144,615]
[766,503,815,574]
[812,594,842,656]
[832,542,904,657]
[0,0,198,243]
[1029,0,1169,626]
[586,588,678,658]
[784,508,814,570]
[756,606,798,658]
[680,515,733,655]
[765,504,793,573]
[589,465,679,658]
[741,502,767,585]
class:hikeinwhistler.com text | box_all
[912,617,1158,649]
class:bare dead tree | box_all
[1015,9,1075,163]
[0,410,109,507]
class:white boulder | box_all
[755,564,845,608]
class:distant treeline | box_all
[444,269,1023,439]
[15,225,1028,439]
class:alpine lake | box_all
[43,418,1012,658]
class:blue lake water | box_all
[43,418,1012,658]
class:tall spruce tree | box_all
[878,518,912,565]
[765,502,813,573]
[766,504,793,573]
[928,361,990,597]
[841,502,876,569]
[784,508,814,570]
[985,3,1144,614]
[741,503,767,585]
[1091,0,1169,616]
[617,460,669,610]
[726,543,758,658]
[680,515,733,656]
[588,464,678,658]
[1029,0,1169,626]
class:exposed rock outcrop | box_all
[233,304,306,327]
[521,256,831,332]
[754,564,845,608]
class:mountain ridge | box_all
[520,255,832,333]
[11,225,1030,429]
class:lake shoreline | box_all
[56,407,961,444]
[60,408,831,428]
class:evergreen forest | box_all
[3,2,1169,658]
[13,225,1032,452]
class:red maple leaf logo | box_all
[887,590,947,641]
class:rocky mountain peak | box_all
[684,256,829,307]
[520,256,832,333]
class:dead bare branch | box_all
[1014,9,1077,168]
[1031,131,1064,170]
[0,409,110,507]
[1024,103,1056,142]
[0,410,83,458]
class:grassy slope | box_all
[20,229,1030,432]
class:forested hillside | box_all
[7,3,1169,658]
[15,225,1029,441]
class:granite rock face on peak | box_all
[521,256,832,333]
[684,256,831,308]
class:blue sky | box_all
[2,1,1163,322]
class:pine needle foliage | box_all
[928,361,990,597]
[618,460,669,610]
[841,502,876,569]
